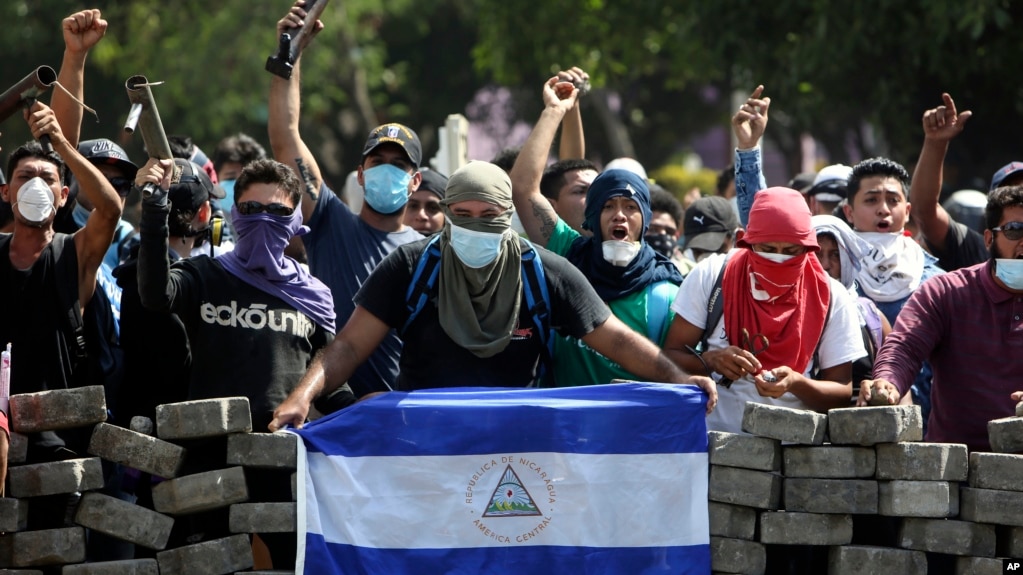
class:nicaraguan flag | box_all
[292,382,710,574]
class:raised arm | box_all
[134,158,176,311]
[556,67,588,160]
[509,77,578,247]
[267,0,325,224]
[582,314,718,414]
[52,9,107,148]
[911,93,972,251]
[269,305,390,430]
[731,85,770,227]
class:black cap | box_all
[682,196,740,252]
[168,159,223,213]
[418,168,448,199]
[362,123,422,168]
[78,139,139,177]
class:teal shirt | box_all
[545,220,677,386]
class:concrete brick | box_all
[62,559,159,574]
[960,486,1023,527]
[707,431,781,472]
[156,397,252,440]
[710,537,765,575]
[740,402,826,445]
[152,466,249,515]
[7,457,104,498]
[783,478,877,514]
[708,502,757,540]
[8,432,27,464]
[0,499,28,532]
[0,569,43,574]
[899,517,995,557]
[226,433,297,469]
[875,442,969,481]
[88,423,186,479]
[782,446,875,478]
[827,405,922,446]
[9,386,106,433]
[229,502,295,533]
[827,545,926,575]
[11,527,86,567]
[155,535,253,575]
[129,417,153,436]
[1000,526,1023,557]
[955,556,1005,575]
[878,481,958,517]
[989,416,1023,453]
[73,492,174,550]
[291,472,297,501]
[708,465,781,510]
[758,511,852,545]
[969,452,1023,491]
[235,572,293,575]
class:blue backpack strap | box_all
[402,236,443,335]
[519,239,555,386]
[645,280,678,344]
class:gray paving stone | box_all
[955,556,1006,575]
[708,465,781,510]
[875,442,969,481]
[88,422,186,479]
[960,486,1023,527]
[226,433,297,469]
[968,452,1023,492]
[9,386,106,433]
[740,402,826,445]
[879,481,958,518]
[228,502,295,533]
[708,502,756,540]
[0,498,28,532]
[129,417,154,436]
[151,467,249,515]
[710,537,765,575]
[1000,526,1023,557]
[758,511,852,545]
[783,478,877,514]
[61,559,160,574]
[156,397,252,440]
[73,492,174,550]
[11,527,86,567]
[7,457,104,498]
[899,517,995,557]
[156,535,253,575]
[782,446,875,478]
[989,417,1023,453]
[8,432,27,464]
[827,405,922,446]
[827,545,926,575]
[707,431,781,472]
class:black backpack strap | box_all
[699,255,729,352]
[519,239,554,387]
[402,236,443,335]
[51,234,88,362]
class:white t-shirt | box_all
[671,251,866,434]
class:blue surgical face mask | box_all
[995,259,1023,290]
[219,179,236,209]
[449,223,504,268]
[362,164,412,214]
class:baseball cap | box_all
[604,157,648,181]
[787,171,817,194]
[78,139,139,178]
[168,159,223,213]
[682,196,740,252]
[990,161,1023,191]
[418,168,448,199]
[806,164,852,203]
[362,123,422,168]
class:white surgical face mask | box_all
[754,251,796,263]
[450,224,504,268]
[15,177,56,224]
[601,240,641,267]
[995,259,1023,290]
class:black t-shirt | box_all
[926,219,988,272]
[356,239,611,390]
[141,256,333,431]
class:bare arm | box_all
[509,77,578,247]
[556,67,588,160]
[269,306,390,430]
[582,314,717,413]
[268,1,325,224]
[662,313,764,383]
[756,363,853,412]
[911,93,972,251]
[52,9,107,148]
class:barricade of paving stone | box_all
[155,397,252,440]
[229,502,296,534]
[740,403,826,445]
[0,499,28,533]
[155,534,254,575]
[225,432,297,469]
[827,405,922,446]
[73,493,174,550]
[988,415,1023,453]
[9,387,107,434]
[87,423,186,479]
[151,466,249,515]
[7,458,105,498]
[61,559,160,574]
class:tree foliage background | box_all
[1,0,1020,190]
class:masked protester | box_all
[663,187,866,434]
[270,161,717,431]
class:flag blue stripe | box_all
[303,533,711,575]
[297,383,709,457]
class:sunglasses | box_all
[107,177,133,196]
[991,221,1023,241]
[237,201,295,216]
